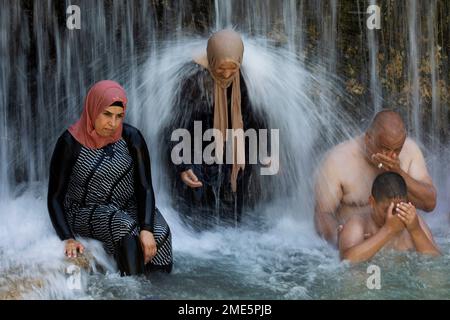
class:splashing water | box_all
[1,1,449,299]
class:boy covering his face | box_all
[339,172,440,263]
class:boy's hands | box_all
[396,202,420,232]
[384,202,405,235]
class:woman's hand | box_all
[139,230,157,264]
[181,169,203,188]
[64,239,85,258]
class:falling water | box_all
[427,0,440,178]
[0,4,10,200]
[408,0,422,140]
[0,0,449,299]
[283,0,299,54]
[215,0,232,30]
[367,0,382,113]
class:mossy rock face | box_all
[299,0,450,142]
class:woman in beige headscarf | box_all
[162,29,269,230]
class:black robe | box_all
[161,61,269,229]
[48,123,173,272]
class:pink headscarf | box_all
[69,80,127,149]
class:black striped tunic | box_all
[58,138,172,268]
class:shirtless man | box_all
[314,110,436,245]
[339,172,440,263]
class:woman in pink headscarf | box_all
[48,80,172,276]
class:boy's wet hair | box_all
[371,172,407,202]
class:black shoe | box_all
[115,234,145,276]
[145,262,173,274]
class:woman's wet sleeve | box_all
[47,135,76,241]
[133,130,156,233]
[167,73,199,175]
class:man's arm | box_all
[399,173,436,212]
[396,202,441,256]
[314,154,343,245]
[400,141,436,212]
[47,133,77,241]
[339,203,404,263]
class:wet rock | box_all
[64,251,96,271]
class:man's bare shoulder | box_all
[343,213,368,229]
[322,137,362,166]
[400,137,423,158]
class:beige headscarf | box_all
[195,30,245,193]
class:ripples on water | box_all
[1,188,448,300]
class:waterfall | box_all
[367,0,382,113]
[0,1,448,204]
[408,0,422,140]
[428,0,440,179]
[0,0,449,299]
[2,2,448,197]
[0,3,11,200]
